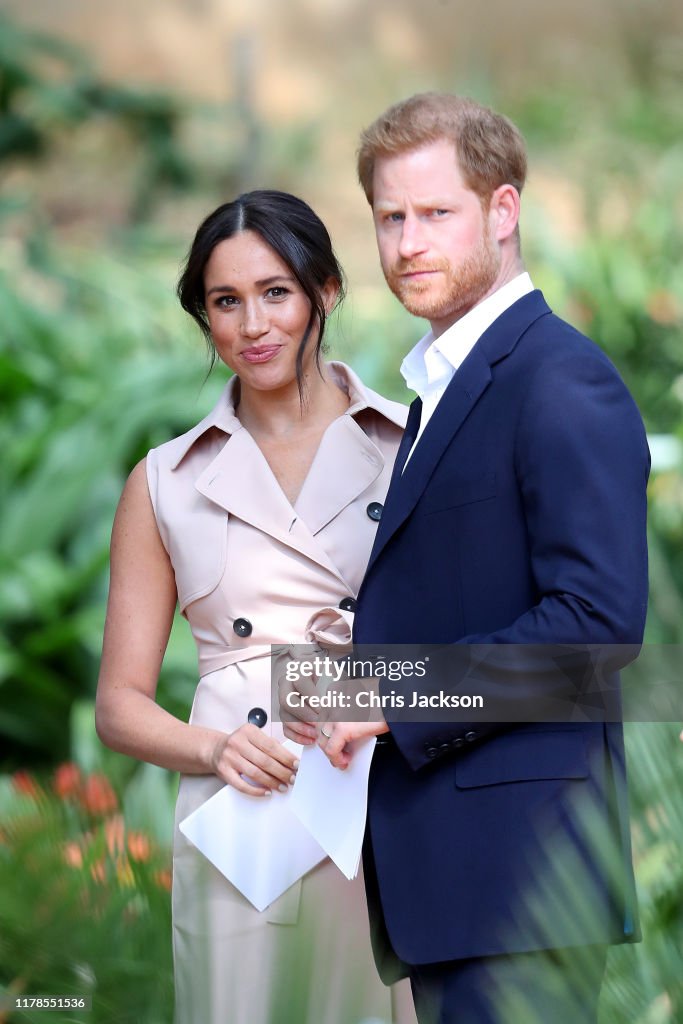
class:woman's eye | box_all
[215,295,237,308]
[267,286,290,299]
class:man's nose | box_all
[397,214,428,260]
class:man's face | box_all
[372,138,501,335]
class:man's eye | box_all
[433,209,449,216]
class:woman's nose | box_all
[240,302,269,338]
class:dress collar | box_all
[168,361,406,470]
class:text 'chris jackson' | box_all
[284,689,485,710]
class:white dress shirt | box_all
[400,273,534,467]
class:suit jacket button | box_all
[339,597,357,613]
[247,707,268,728]
[425,746,438,759]
[233,617,253,638]
[366,502,383,522]
[439,743,450,755]
[465,730,477,743]
[451,737,464,749]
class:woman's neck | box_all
[236,363,349,440]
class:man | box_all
[300,93,649,1023]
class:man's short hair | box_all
[357,92,527,206]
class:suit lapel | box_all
[367,345,492,573]
[366,395,421,560]
[366,290,552,574]
[391,396,423,482]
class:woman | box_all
[96,190,415,1023]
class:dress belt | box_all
[199,644,275,677]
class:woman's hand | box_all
[274,643,320,747]
[282,719,318,746]
[211,724,300,797]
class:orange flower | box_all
[154,868,172,891]
[104,815,126,856]
[12,770,41,797]
[126,831,152,863]
[80,774,118,815]
[63,842,84,868]
[53,762,82,799]
[90,859,106,884]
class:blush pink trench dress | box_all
[145,363,415,1024]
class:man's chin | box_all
[392,277,496,324]
[400,292,455,322]
[391,284,448,320]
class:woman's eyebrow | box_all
[206,275,296,295]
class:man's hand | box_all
[316,674,389,767]
[317,719,389,770]
[279,655,390,757]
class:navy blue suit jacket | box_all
[354,291,649,976]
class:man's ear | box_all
[489,184,521,242]
[321,277,341,314]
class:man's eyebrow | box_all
[374,199,453,211]
[206,275,296,295]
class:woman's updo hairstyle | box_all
[177,190,345,398]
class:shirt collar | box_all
[168,360,407,469]
[400,272,534,397]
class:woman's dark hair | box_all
[177,190,346,398]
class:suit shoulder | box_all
[524,311,606,359]
[515,314,647,449]
[520,311,640,396]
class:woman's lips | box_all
[241,345,282,364]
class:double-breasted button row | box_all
[247,707,268,728]
[233,617,253,638]
[366,502,383,522]
[425,730,478,759]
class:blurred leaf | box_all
[123,763,177,846]
[69,701,102,775]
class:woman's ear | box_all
[321,277,341,315]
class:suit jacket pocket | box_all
[421,471,496,514]
[455,729,589,789]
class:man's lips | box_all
[399,268,441,279]
[241,345,282,364]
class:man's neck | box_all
[430,256,526,339]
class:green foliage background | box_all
[0,6,682,1022]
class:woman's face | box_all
[203,230,335,395]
